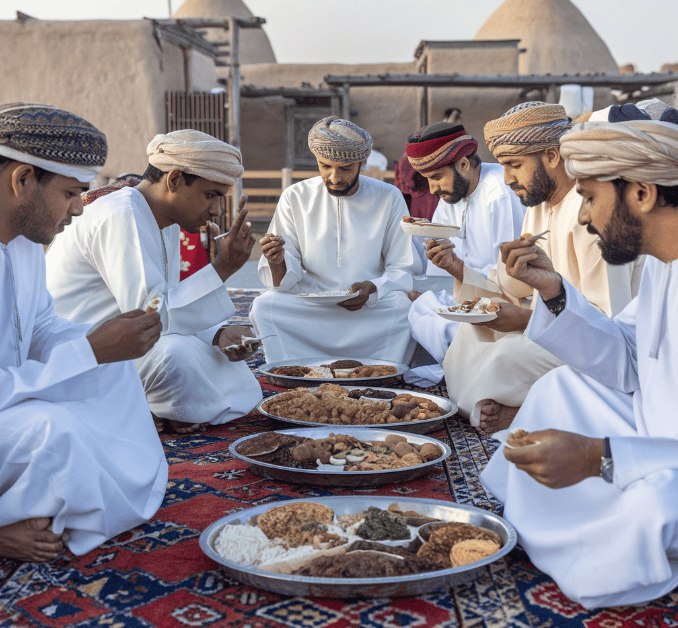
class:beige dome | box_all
[475,0,617,75]
[173,0,276,64]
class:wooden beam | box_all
[324,72,678,90]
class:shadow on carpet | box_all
[1,290,677,627]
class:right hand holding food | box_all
[426,239,463,280]
[260,233,286,265]
[87,310,162,364]
[500,235,561,300]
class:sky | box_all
[1,0,676,73]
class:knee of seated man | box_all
[20,402,80,446]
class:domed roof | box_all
[173,0,276,64]
[475,0,617,75]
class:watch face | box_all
[600,458,614,483]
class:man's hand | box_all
[216,325,259,362]
[87,310,161,364]
[259,232,287,287]
[212,195,255,282]
[473,301,532,333]
[260,233,285,265]
[503,429,605,489]
[426,239,464,281]
[500,237,561,300]
[337,281,377,311]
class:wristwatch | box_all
[543,274,567,316]
[600,437,614,483]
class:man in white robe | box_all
[250,117,420,363]
[402,122,525,386]
[47,130,263,434]
[443,103,643,433]
[0,103,167,560]
[482,113,678,608]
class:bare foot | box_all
[0,518,64,561]
[408,291,422,302]
[477,402,520,435]
[165,419,204,434]
[151,412,164,434]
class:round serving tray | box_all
[199,495,517,598]
[258,357,408,388]
[230,427,452,487]
[256,386,457,435]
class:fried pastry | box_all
[450,539,501,567]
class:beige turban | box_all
[308,116,372,163]
[484,102,572,157]
[559,120,678,186]
[147,129,243,186]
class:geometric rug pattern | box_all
[2,290,677,627]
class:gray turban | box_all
[308,116,372,163]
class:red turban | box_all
[405,123,478,173]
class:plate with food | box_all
[259,357,408,387]
[256,385,456,434]
[435,297,500,323]
[400,216,460,239]
[295,290,356,305]
[492,428,541,449]
[230,427,452,487]
[199,496,517,598]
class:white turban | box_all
[147,129,243,186]
[560,120,678,186]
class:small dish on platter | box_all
[229,427,452,487]
[400,221,460,239]
[199,496,517,598]
[295,290,355,305]
[435,309,497,324]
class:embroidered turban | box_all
[559,120,678,186]
[405,123,478,173]
[147,129,243,186]
[0,102,107,182]
[484,102,572,157]
[307,116,372,163]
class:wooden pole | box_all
[227,17,243,225]
[341,83,350,120]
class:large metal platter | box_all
[257,386,457,435]
[258,357,408,388]
[199,496,517,598]
[230,427,452,487]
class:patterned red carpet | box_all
[1,291,678,627]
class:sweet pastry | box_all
[450,539,501,567]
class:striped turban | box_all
[484,102,572,157]
[559,120,678,186]
[307,116,372,163]
[148,129,243,186]
[405,123,478,173]
[0,102,107,182]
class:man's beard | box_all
[325,170,360,197]
[11,187,54,245]
[587,196,643,265]
[512,158,557,207]
[438,168,470,204]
